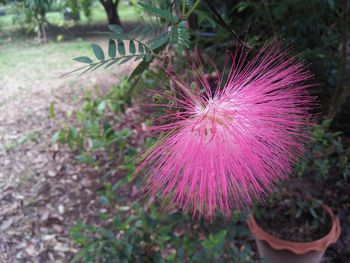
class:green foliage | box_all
[108,39,116,58]
[74,56,93,64]
[72,24,156,76]
[91,43,105,60]
[72,1,192,80]
[295,120,350,182]
[254,193,330,236]
[117,39,126,55]
[170,20,190,51]
[50,75,255,263]
[62,1,350,262]
[292,198,326,229]
[65,0,80,21]
[4,131,41,151]
[138,2,179,23]
[228,1,344,105]
[9,0,53,35]
[22,0,53,19]
[70,193,255,263]
[52,79,133,166]
[80,0,94,20]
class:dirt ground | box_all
[0,35,133,262]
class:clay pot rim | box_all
[247,204,341,255]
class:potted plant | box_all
[247,193,341,263]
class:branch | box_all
[185,0,202,19]
[205,0,251,49]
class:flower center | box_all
[192,99,233,138]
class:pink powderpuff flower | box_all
[139,41,315,220]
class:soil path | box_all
[0,38,132,262]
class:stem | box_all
[62,52,164,78]
[185,0,202,19]
[182,0,186,18]
[205,0,252,49]
[125,75,142,104]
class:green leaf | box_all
[148,32,169,50]
[145,54,152,62]
[92,139,105,149]
[117,40,126,55]
[97,100,107,113]
[127,26,143,37]
[120,56,134,64]
[215,230,227,243]
[94,31,133,40]
[327,0,335,9]
[138,43,145,53]
[108,24,123,33]
[134,55,144,61]
[170,21,190,51]
[118,206,131,211]
[108,39,116,58]
[177,21,190,49]
[129,40,136,54]
[91,44,105,61]
[128,60,151,81]
[99,196,110,206]
[73,56,93,64]
[295,209,302,218]
[52,131,61,142]
[128,39,167,81]
[309,208,318,219]
[139,27,155,41]
[104,58,121,69]
[138,2,179,23]
[77,154,95,164]
[126,243,133,258]
[90,61,109,73]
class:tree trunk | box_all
[37,12,47,43]
[99,0,121,25]
[39,21,47,43]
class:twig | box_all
[185,0,202,19]
[205,0,252,49]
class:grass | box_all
[0,2,145,108]
[3,131,41,151]
[0,36,111,109]
[0,39,92,80]
[0,2,141,31]
[0,1,142,80]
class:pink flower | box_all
[139,41,315,219]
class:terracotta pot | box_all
[247,205,341,263]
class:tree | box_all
[99,0,121,25]
[64,0,80,21]
[81,0,94,21]
[21,0,54,42]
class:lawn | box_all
[0,1,141,31]
[0,0,142,102]
[0,35,130,111]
